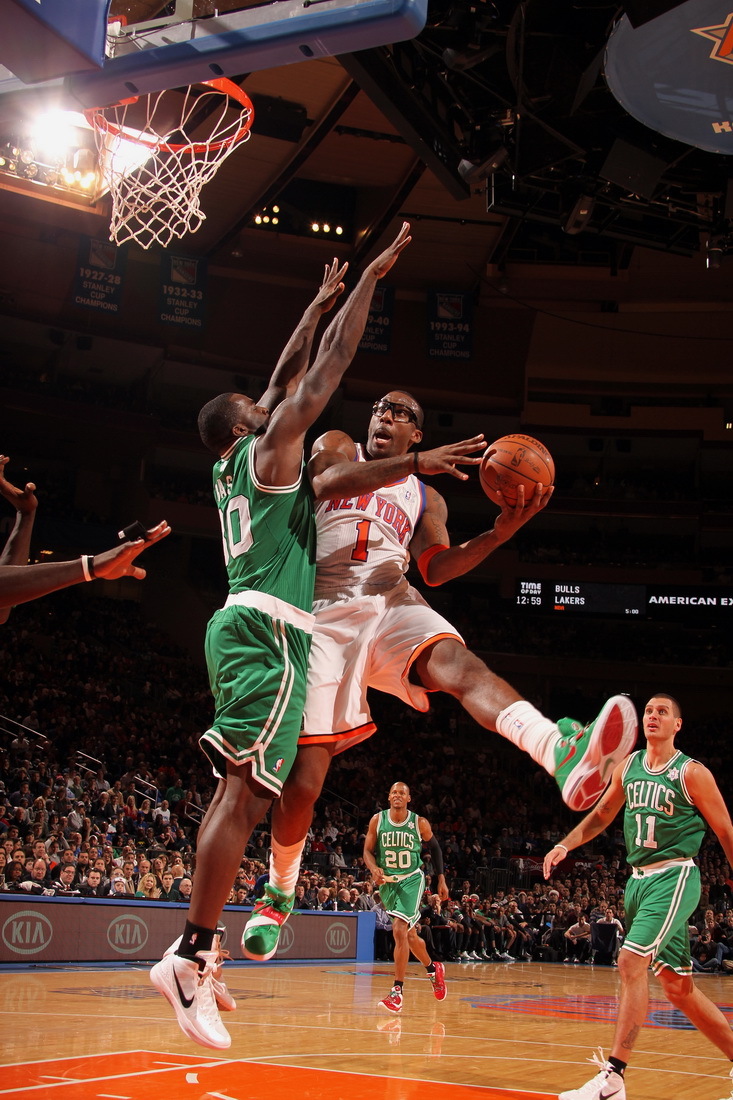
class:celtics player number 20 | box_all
[385,850,413,871]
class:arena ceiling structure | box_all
[0,0,732,312]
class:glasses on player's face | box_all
[372,398,418,424]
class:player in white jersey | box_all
[243,388,639,961]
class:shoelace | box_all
[198,972,225,1028]
[586,1047,612,1076]
[255,891,290,914]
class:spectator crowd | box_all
[1,585,731,970]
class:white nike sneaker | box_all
[164,930,236,1012]
[150,950,231,1049]
[559,1050,626,1100]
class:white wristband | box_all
[80,555,95,582]
[555,843,568,853]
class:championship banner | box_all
[71,237,126,315]
[426,291,473,360]
[359,285,394,354]
[159,253,207,330]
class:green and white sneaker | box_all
[554,695,637,812]
[241,883,294,961]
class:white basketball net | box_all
[88,80,254,250]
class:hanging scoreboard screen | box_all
[515,580,732,619]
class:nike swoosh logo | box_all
[173,967,195,1009]
[557,744,577,769]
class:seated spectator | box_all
[692,929,719,972]
[564,913,592,963]
[353,881,376,910]
[51,863,80,895]
[3,861,26,892]
[18,858,51,894]
[330,845,348,871]
[314,886,336,911]
[158,870,180,902]
[108,875,130,899]
[135,873,161,900]
[336,887,354,911]
[78,869,106,897]
[177,875,193,903]
[294,884,312,910]
[506,899,534,960]
[492,905,517,961]
[422,893,458,962]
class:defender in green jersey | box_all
[364,781,448,1013]
[544,694,733,1100]
[150,225,413,1052]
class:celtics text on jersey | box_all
[622,749,706,867]
[376,808,423,879]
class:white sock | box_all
[269,838,306,896]
[496,701,560,774]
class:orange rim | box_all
[84,77,254,154]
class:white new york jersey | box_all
[314,444,426,599]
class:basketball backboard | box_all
[0,0,109,84]
[0,0,429,108]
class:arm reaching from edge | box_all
[0,520,171,610]
[0,455,39,624]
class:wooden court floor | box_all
[2,959,732,1099]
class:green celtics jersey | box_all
[622,749,706,867]
[212,435,316,612]
[376,809,423,878]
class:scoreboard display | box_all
[515,579,733,619]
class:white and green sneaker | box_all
[241,883,295,961]
[554,695,637,811]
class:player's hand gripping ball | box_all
[479,434,555,507]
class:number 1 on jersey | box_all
[351,518,371,562]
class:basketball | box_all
[479,434,555,507]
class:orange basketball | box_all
[479,434,555,507]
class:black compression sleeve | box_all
[427,835,444,876]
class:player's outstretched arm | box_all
[259,226,411,485]
[0,456,39,624]
[258,258,348,411]
[542,766,626,880]
[309,432,486,501]
[288,223,412,430]
[412,481,551,586]
[0,520,170,609]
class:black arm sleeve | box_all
[426,835,444,876]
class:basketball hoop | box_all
[86,78,254,250]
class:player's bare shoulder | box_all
[413,484,449,553]
[311,429,357,461]
[421,482,448,521]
